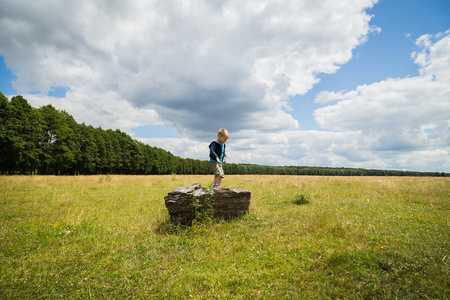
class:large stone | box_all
[164,184,251,225]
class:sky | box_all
[1,0,449,172]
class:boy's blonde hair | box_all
[218,128,230,138]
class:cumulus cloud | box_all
[143,30,450,172]
[3,0,448,172]
[0,0,377,138]
[312,31,450,171]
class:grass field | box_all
[1,175,449,299]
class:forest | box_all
[0,92,447,177]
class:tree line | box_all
[1,92,447,177]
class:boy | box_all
[209,128,229,187]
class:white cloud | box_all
[314,90,359,104]
[312,31,450,171]
[3,0,449,172]
[0,0,378,139]
[24,90,163,132]
[142,30,450,173]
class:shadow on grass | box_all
[155,213,252,235]
[154,218,190,235]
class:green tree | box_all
[0,92,15,174]
[78,124,98,174]
[38,105,77,174]
[59,110,80,174]
[8,96,39,174]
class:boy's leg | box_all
[210,162,220,186]
[217,164,225,186]
[210,161,224,186]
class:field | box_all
[1,175,449,299]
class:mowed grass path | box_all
[1,175,449,299]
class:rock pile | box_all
[164,184,251,225]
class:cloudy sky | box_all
[1,0,449,172]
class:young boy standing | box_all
[209,128,229,187]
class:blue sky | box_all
[1,0,449,172]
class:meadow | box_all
[0,175,449,299]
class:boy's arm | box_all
[209,142,219,161]
[223,144,226,163]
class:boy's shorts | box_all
[209,161,225,178]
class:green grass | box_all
[1,175,449,299]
